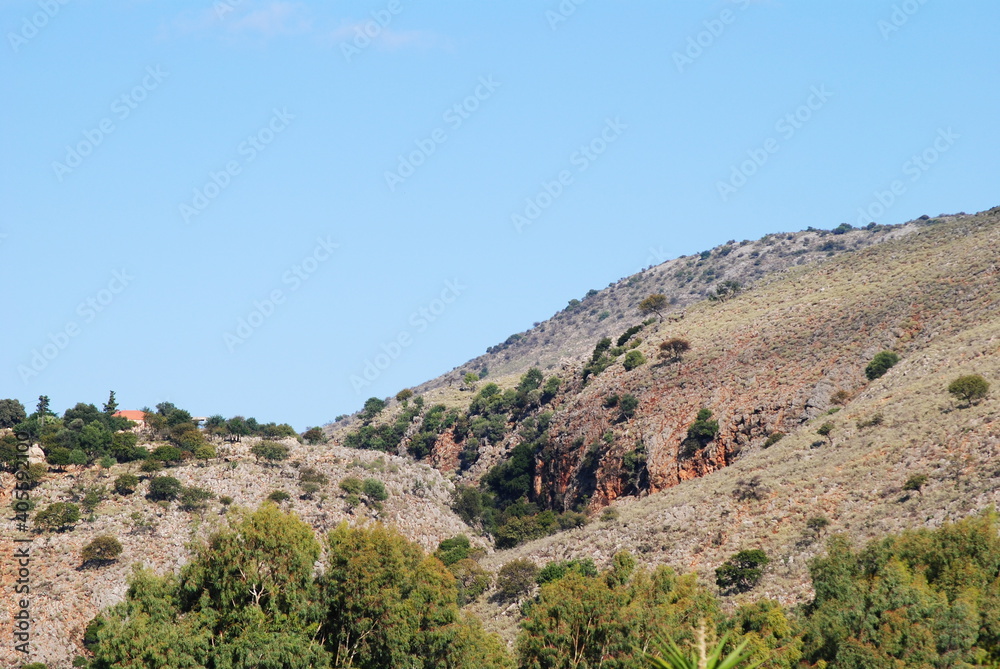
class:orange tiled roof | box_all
[114,410,147,421]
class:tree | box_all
[948,374,989,406]
[180,486,215,511]
[102,390,118,416]
[395,388,414,405]
[715,550,769,594]
[619,394,640,421]
[303,427,325,444]
[682,409,719,457]
[251,440,290,463]
[802,512,1000,669]
[34,502,80,532]
[226,415,249,442]
[639,294,668,321]
[659,338,691,364]
[709,280,743,302]
[82,535,123,565]
[902,473,929,492]
[865,350,900,380]
[35,395,52,422]
[0,398,26,428]
[361,397,387,422]
[362,478,388,502]
[147,476,182,501]
[624,349,647,371]
[496,558,539,601]
[463,372,480,391]
[113,474,139,495]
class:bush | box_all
[865,351,900,380]
[450,558,490,605]
[362,478,388,501]
[151,444,182,463]
[948,374,990,405]
[806,516,830,533]
[817,422,834,436]
[267,490,291,503]
[34,502,81,532]
[537,558,597,585]
[732,476,768,502]
[81,535,123,565]
[435,535,471,566]
[147,476,182,501]
[302,427,325,444]
[618,394,639,421]
[139,458,163,474]
[179,486,215,511]
[658,338,691,363]
[681,409,719,456]
[251,441,290,463]
[715,549,769,593]
[623,350,647,371]
[600,507,619,522]
[496,558,539,601]
[339,476,363,496]
[903,474,929,492]
[763,432,785,448]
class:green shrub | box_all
[762,432,785,448]
[450,558,490,605]
[817,423,833,436]
[715,549,769,594]
[139,458,163,473]
[362,478,388,501]
[151,444,182,463]
[537,558,597,585]
[600,507,619,522]
[618,394,639,421]
[34,502,81,532]
[147,476,182,501]
[681,409,719,456]
[623,350,647,371]
[251,441,290,463]
[267,490,291,503]
[903,474,929,492]
[865,351,900,380]
[948,374,990,405]
[339,476,363,496]
[81,535,123,565]
[496,558,539,601]
[179,486,215,511]
[806,516,830,533]
[435,535,471,566]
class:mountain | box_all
[5,206,999,666]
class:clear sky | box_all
[2,1,997,429]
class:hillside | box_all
[4,207,999,667]
[323,207,1000,639]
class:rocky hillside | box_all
[4,207,998,666]
[322,207,1000,639]
[0,436,479,668]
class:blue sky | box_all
[2,0,997,429]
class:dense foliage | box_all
[86,505,512,669]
